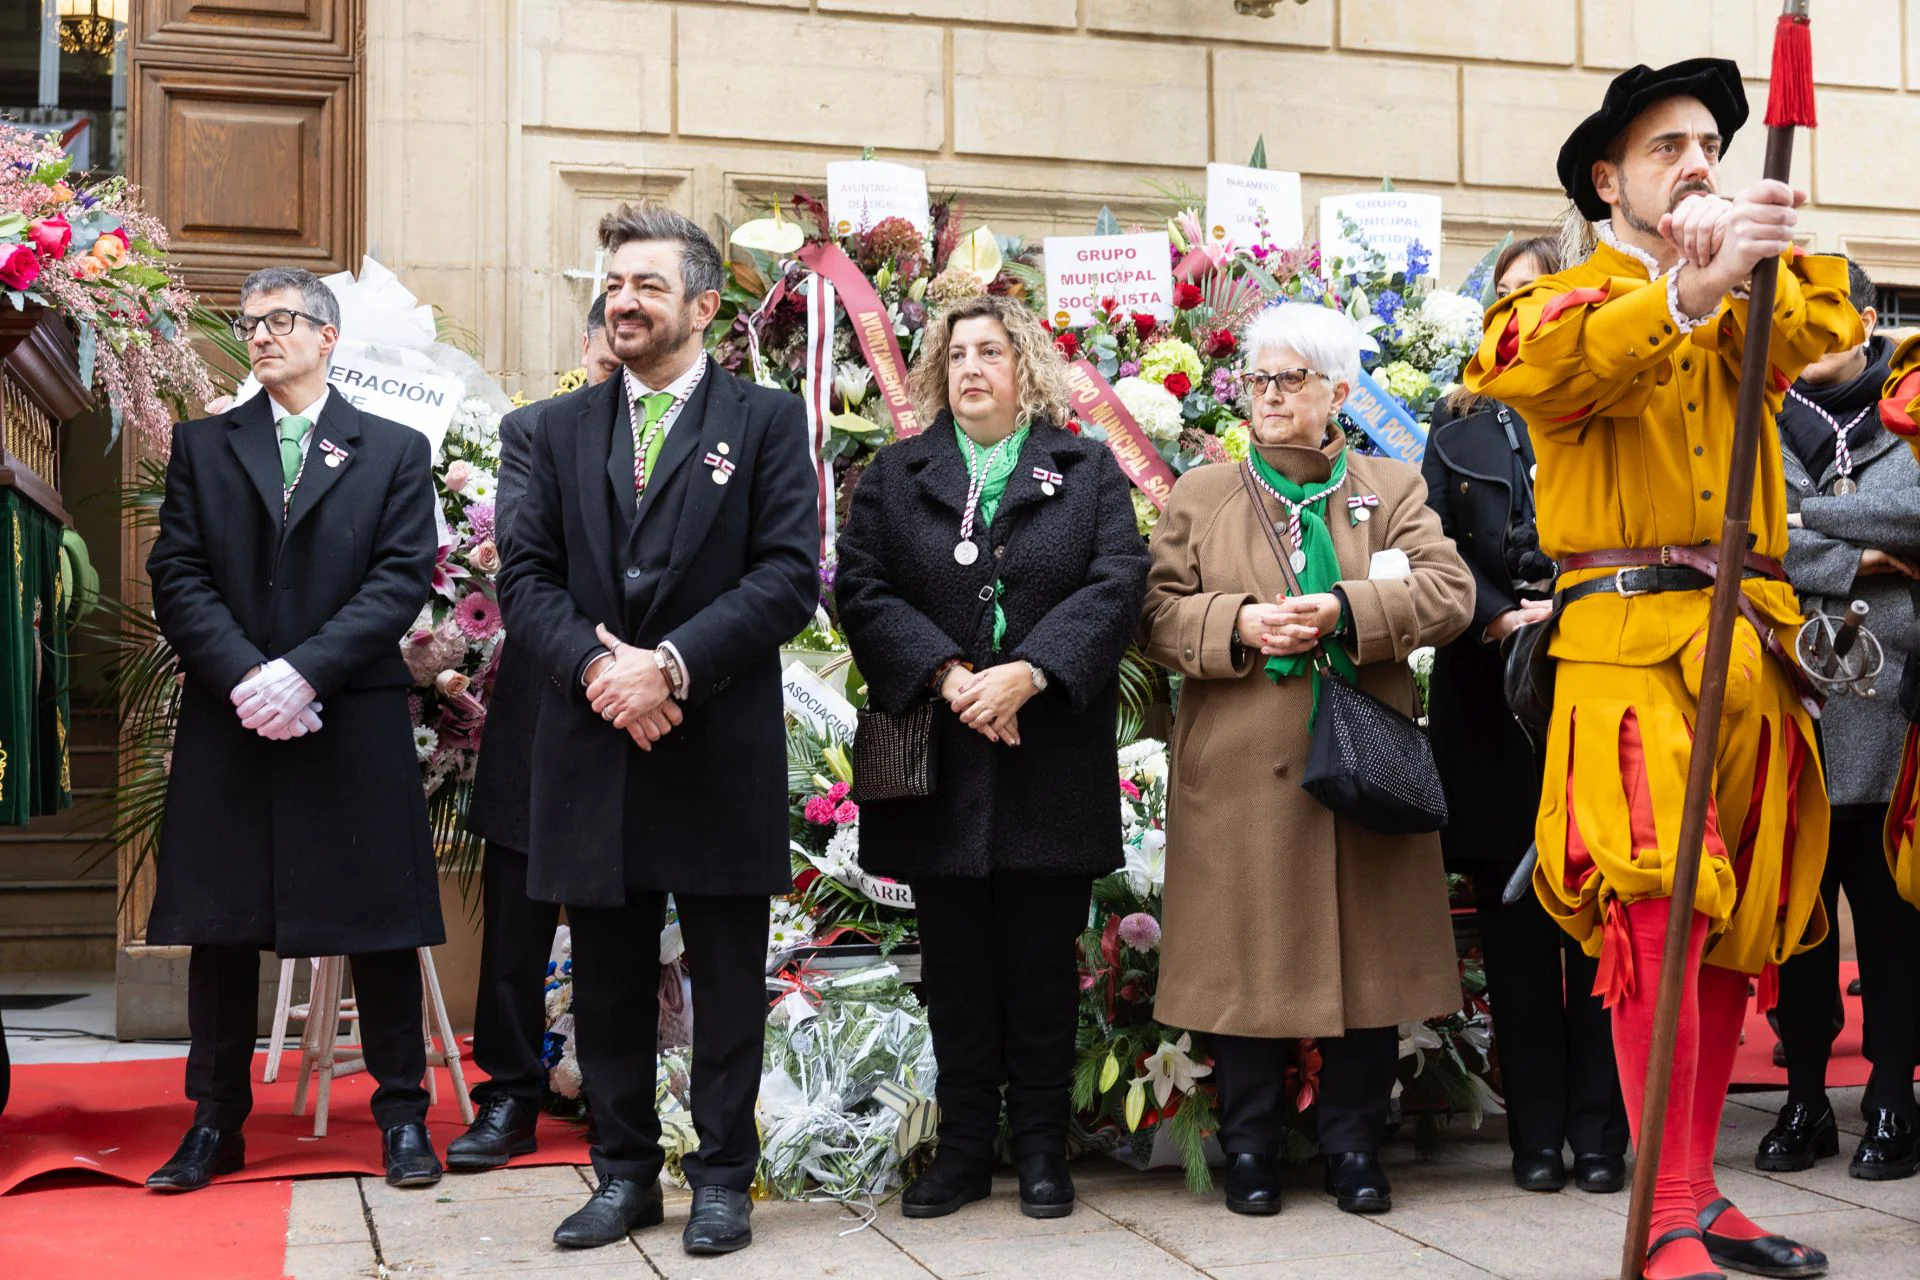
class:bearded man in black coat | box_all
[143,267,443,1192]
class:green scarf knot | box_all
[955,422,1030,652]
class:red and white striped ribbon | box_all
[803,275,838,560]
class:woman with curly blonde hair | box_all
[837,292,1148,1222]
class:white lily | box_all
[1123,829,1167,898]
[1136,1032,1212,1110]
[833,362,872,409]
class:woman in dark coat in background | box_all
[1422,236,1629,1195]
[836,294,1148,1223]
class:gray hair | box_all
[597,204,725,302]
[1241,302,1362,387]
[239,267,340,331]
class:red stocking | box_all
[1691,963,1768,1241]
[1610,895,1717,1279]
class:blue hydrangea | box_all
[1405,241,1432,280]
[540,1031,567,1069]
[1373,290,1404,327]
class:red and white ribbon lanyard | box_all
[954,432,1016,566]
[1786,387,1871,494]
[1247,462,1346,573]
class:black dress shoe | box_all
[1850,1108,1919,1181]
[901,1158,992,1218]
[1222,1153,1281,1216]
[1755,1103,1838,1173]
[1647,1226,1728,1280]
[1512,1149,1567,1192]
[1016,1153,1074,1219]
[554,1176,665,1248]
[146,1126,245,1192]
[683,1184,753,1255]
[1699,1196,1827,1277]
[1572,1153,1626,1194]
[446,1094,540,1171]
[1323,1151,1391,1214]
[382,1123,443,1188]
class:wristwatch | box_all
[653,646,684,697]
[1027,662,1048,693]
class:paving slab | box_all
[284,1238,380,1280]
[882,1222,1210,1279]
[1210,1247,1498,1278]
[288,1176,373,1247]
[640,1199,935,1279]
[369,1191,647,1275]
[1376,1185,1638,1280]
[1087,1181,1408,1268]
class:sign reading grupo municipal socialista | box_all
[1043,232,1174,330]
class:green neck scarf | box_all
[955,422,1030,651]
[1248,448,1358,712]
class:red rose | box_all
[1206,329,1237,358]
[1173,282,1203,310]
[1163,372,1193,398]
[794,867,821,894]
[0,244,41,290]
[1054,332,1079,360]
[1132,313,1157,342]
[27,216,70,259]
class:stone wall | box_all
[365,0,1920,394]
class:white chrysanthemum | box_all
[1113,376,1183,444]
[550,1047,582,1099]
[464,468,499,502]
[412,725,438,763]
[1117,738,1168,786]
[821,825,861,878]
[1404,289,1484,355]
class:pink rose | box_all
[803,795,836,825]
[832,800,859,825]
[443,460,472,493]
[28,216,70,259]
[90,227,128,266]
[827,781,851,803]
[0,244,42,290]
[434,669,471,697]
[469,539,501,573]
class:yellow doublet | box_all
[1878,334,1920,908]
[1463,241,1860,977]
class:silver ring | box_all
[602,709,615,721]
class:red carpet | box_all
[1731,961,1870,1089]
[0,1051,591,1194]
[0,1174,295,1279]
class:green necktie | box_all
[276,415,310,488]
[634,392,675,494]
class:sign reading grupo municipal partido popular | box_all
[1204,163,1304,250]
[826,160,931,236]
[1043,231,1175,330]
[1319,192,1444,280]
[234,349,463,453]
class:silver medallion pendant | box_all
[1353,506,1370,522]
[712,469,730,485]
[324,453,342,468]
[954,540,980,566]
[1290,549,1307,573]
[1832,477,1858,495]
[1041,482,1055,496]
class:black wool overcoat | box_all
[836,416,1150,880]
[498,365,819,907]
[145,393,444,954]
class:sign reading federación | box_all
[234,348,463,454]
[1319,192,1444,280]
[1043,232,1174,330]
[1204,163,1304,250]
[826,160,931,236]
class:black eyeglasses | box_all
[230,309,329,342]
[1244,368,1326,397]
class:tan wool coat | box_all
[1140,439,1476,1039]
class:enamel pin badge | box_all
[1032,467,1064,497]
[318,439,350,469]
[1347,494,1379,525]
[703,451,737,485]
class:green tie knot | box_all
[276,415,310,487]
[639,392,674,428]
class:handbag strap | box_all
[1237,462,1307,598]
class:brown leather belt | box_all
[1554,545,1819,718]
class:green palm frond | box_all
[431,777,484,912]
[190,303,250,395]
[1116,645,1161,745]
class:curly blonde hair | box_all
[909,295,1072,429]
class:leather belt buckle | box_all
[1613,567,1657,598]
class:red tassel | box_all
[1755,962,1780,1015]
[1765,13,1818,130]
[1593,898,1636,1010]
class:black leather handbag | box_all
[1501,598,1564,748]
[1237,465,1448,834]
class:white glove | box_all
[232,659,319,738]
[266,702,325,741]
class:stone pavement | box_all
[285,1086,1920,1279]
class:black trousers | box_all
[911,870,1093,1167]
[567,892,766,1188]
[469,843,561,1107]
[1213,1025,1399,1156]
[1776,802,1920,1117]
[186,944,428,1131]
[1467,869,1629,1157]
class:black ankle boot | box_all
[1755,1101,1838,1173]
[1324,1151,1391,1214]
[901,1157,991,1219]
[1016,1153,1074,1218]
[1222,1153,1281,1215]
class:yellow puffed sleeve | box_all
[1691,251,1863,387]
[1882,332,1920,465]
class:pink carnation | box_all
[1118,778,1141,800]
[1117,912,1161,952]
[827,781,851,803]
[803,795,836,825]
[833,800,859,825]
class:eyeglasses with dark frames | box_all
[1244,368,1327,397]
[230,309,329,342]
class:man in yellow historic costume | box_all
[1465,59,1859,1280]
[1875,337,1920,909]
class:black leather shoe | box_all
[1222,1153,1281,1215]
[1850,1108,1919,1181]
[382,1123,443,1187]
[901,1159,992,1218]
[1755,1102,1838,1173]
[1324,1151,1391,1214]
[146,1126,244,1192]
[554,1177,665,1248]
[1573,1153,1626,1193]
[1699,1196,1827,1277]
[683,1184,753,1255]
[446,1094,539,1171]
[1512,1149,1567,1192]
[1016,1153,1074,1219]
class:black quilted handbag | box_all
[849,699,937,803]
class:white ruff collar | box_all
[1593,219,1665,278]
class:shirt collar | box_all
[266,385,330,426]
[624,352,708,406]
[1593,220,1666,279]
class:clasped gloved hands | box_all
[231,659,323,740]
